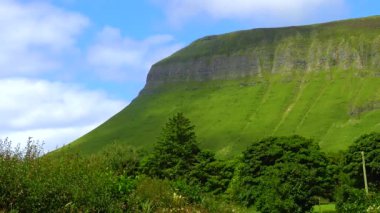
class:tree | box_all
[336,132,380,212]
[143,113,201,180]
[343,132,380,189]
[255,163,320,213]
[231,135,334,211]
[188,151,235,194]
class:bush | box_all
[335,185,380,213]
[126,177,211,212]
[0,138,125,212]
[98,143,144,176]
[0,136,238,212]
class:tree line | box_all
[1,112,380,212]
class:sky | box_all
[1,0,379,151]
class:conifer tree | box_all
[144,113,201,179]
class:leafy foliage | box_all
[335,185,380,213]
[255,163,320,213]
[335,185,368,213]
[99,143,143,176]
[0,139,120,212]
[188,151,235,194]
[0,114,243,212]
[335,133,380,213]
[344,132,380,189]
[5,117,380,212]
[233,135,334,212]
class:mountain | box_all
[68,16,380,157]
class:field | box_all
[313,204,336,212]
[241,203,336,212]
[69,69,380,157]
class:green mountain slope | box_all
[68,16,380,157]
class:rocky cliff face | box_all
[145,16,380,89]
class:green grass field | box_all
[313,204,336,213]
[68,69,380,157]
[241,203,335,212]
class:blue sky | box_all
[1,0,379,151]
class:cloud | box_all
[0,0,88,77]
[0,1,182,152]
[3,125,98,152]
[155,0,347,26]
[0,78,127,151]
[86,26,183,82]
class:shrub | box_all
[335,185,378,213]
[0,139,123,212]
[125,177,188,212]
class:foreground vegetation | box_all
[2,113,380,212]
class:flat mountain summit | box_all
[146,15,380,88]
[68,16,380,157]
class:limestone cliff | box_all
[146,16,380,88]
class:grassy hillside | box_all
[65,16,380,156]
[70,69,380,157]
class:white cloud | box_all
[155,0,347,26]
[0,78,127,151]
[0,0,88,76]
[0,1,182,152]
[2,124,98,152]
[87,26,183,82]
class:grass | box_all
[313,203,336,213]
[68,69,380,157]
[240,203,336,213]
[240,203,336,212]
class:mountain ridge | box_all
[146,15,380,88]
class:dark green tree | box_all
[344,132,380,189]
[143,113,201,180]
[255,162,320,213]
[231,135,334,211]
[188,151,235,194]
[335,132,380,212]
